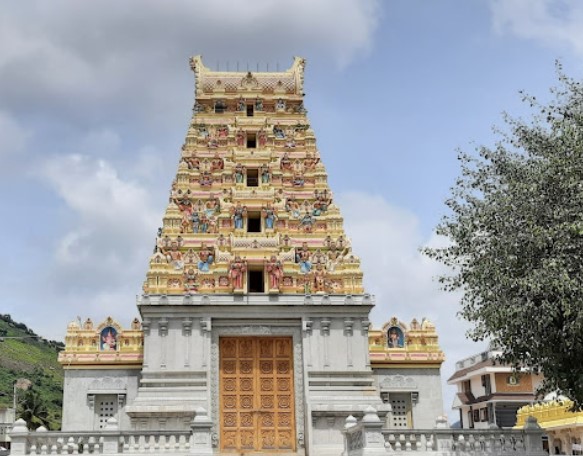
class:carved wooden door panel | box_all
[220,337,296,453]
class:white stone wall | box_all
[61,369,139,431]
[373,367,444,429]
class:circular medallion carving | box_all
[277,378,290,391]
[261,361,273,374]
[240,378,252,391]
[278,412,291,426]
[278,395,291,408]
[223,378,236,391]
[239,396,252,409]
[223,360,236,374]
[224,395,236,408]
[261,379,273,391]
[261,412,274,426]
[277,361,289,374]
[223,413,236,427]
[240,360,252,374]
[261,395,274,408]
[240,413,253,427]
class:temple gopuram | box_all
[56,57,446,456]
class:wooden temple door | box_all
[220,337,296,453]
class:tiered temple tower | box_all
[145,56,363,297]
[58,57,445,456]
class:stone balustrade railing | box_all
[343,407,547,456]
[9,407,213,456]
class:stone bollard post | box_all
[9,419,29,455]
[190,406,213,455]
[102,417,120,455]
[522,416,547,456]
[342,415,358,456]
[433,415,451,452]
[35,426,48,455]
[360,406,385,456]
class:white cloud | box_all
[0,0,380,130]
[0,111,29,158]
[490,0,583,55]
[39,153,160,296]
[338,191,483,422]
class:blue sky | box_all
[1,0,582,421]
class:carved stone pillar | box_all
[182,318,193,367]
[201,317,211,368]
[344,318,354,367]
[142,319,151,368]
[361,318,371,369]
[158,318,168,369]
[302,319,313,367]
[321,318,331,368]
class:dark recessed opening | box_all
[247,169,259,187]
[215,102,226,114]
[247,213,261,233]
[246,104,254,117]
[248,269,264,293]
[247,133,257,149]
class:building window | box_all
[248,269,264,293]
[247,133,257,149]
[507,374,520,386]
[247,213,261,233]
[388,393,412,429]
[481,407,489,422]
[246,104,254,117]
[467,410,474,429]
[473,409,480,423]
[96,395,117,429]
[462,380,471,393]
[246,169,259,187]
[487,403,495,424]
[214,100,226,114]
[481,374,492,395]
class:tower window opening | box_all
[214,100,226,114]
[248,269,265,293]
[246,104,254,117]
[247,133,257,149]
[247,169,259,187]
[247,212,261,233]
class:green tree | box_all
[424,67,583,408]
[18,388,51,430]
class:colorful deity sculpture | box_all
[296,243,312,274]
[230,256,247,290]
[300,211,314,232]
[198,243,214,272]
[184,268,199,292]
[234,163,245,184]
[232,203,247,230]
[273,124,285,139]
[280,152,292,170]
[260,164,271,184]
[236,129,246,147]
[262,204,277,230]
[266,256,283,290]
[258,128,267,148]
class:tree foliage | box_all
[424,65,583,408]
[18,388,51,430]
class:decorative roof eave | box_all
[190,55,305,98]
[58,352,143,369]
[515,399,583,430]
[137,292,374,307]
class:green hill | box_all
[0,314,64,430]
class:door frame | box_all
[210,322,305,452]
